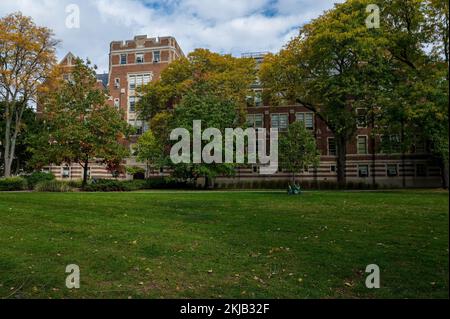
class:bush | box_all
[0,177,27,191]
[34,180,72,192]
[84,179,145,192]
[83,178,194,192]
[24,172,55,190]
[67,180,83,188]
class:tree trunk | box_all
[401,120,406,188]
[204,175,210,189]
[336,136,347,187]
[3,114,12,177]
[440,159,449,189]
[82,158,89,189]
[3,101,25,178]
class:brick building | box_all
[44,39,442,187]
[107,35,184,135]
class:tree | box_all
[31,58,132,187]
[260,0,387,186]
[137,48,256,123]
[134,130,165,178]
[376,0,449,187]
[279,121,320,183]
[136,49,256,187]
[0,12,58,177]
[169,89,238,188]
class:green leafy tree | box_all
[279,121,320,183]
[134,130,165,178]
[137,48,256,122]
[169,89,238,188]
[260,0,388,186]
[30,58,132,187]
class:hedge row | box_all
[0,177,27,191]
[83,178,194,192]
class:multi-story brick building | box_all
[44,38,442,187]
[107,35,184,135]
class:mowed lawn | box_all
[0,190,448,299]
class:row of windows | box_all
[246,112,314,130]
[356,163,429,178]
[113,73,153,90]
[119,51,161,65]
[327,136,427,156]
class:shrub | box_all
[24,172,55,190]
[67,180,83,188]
[0,177,27,191]
[84,179,145,192]
[34,180,72,192]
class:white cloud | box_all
[0,0,341,72]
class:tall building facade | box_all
[107,35,184,135]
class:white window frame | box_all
[357,135,368,155]
[295,112,314,130]
[114,78,120,88]
[247,114,264,128]
[386,163,398,177]
[136,53,144,64]
[153,51,161,63]
[271,113,289,131]
[327,137,337,156]
[358,164,369,178]
[61,166,71,179]
[114,98,120,108]
[120,54,127,65]
[129,96,137,113]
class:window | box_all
[120,54,127,65]
[114,98,120,108]
[416,164,427,177]
[330,165,336,173]
[254,90,263,107]
[136,53,144,64]
[386,164,398,177]
[271,113,288,131]
[153,51,161,63]
[296,112,314,130]
[129,96,136,113]
[247,114,264,128]
[358,164,369,178]
[357,136,368,154]
[114,78,120,88]
[356,108,368,128]
[62,166,70,179]
[129,73,153,90]
[328,138,337,156]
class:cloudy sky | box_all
[0,0,342,73]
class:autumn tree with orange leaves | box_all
[0,12,58,177]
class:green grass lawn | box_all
[0,190,448,299]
